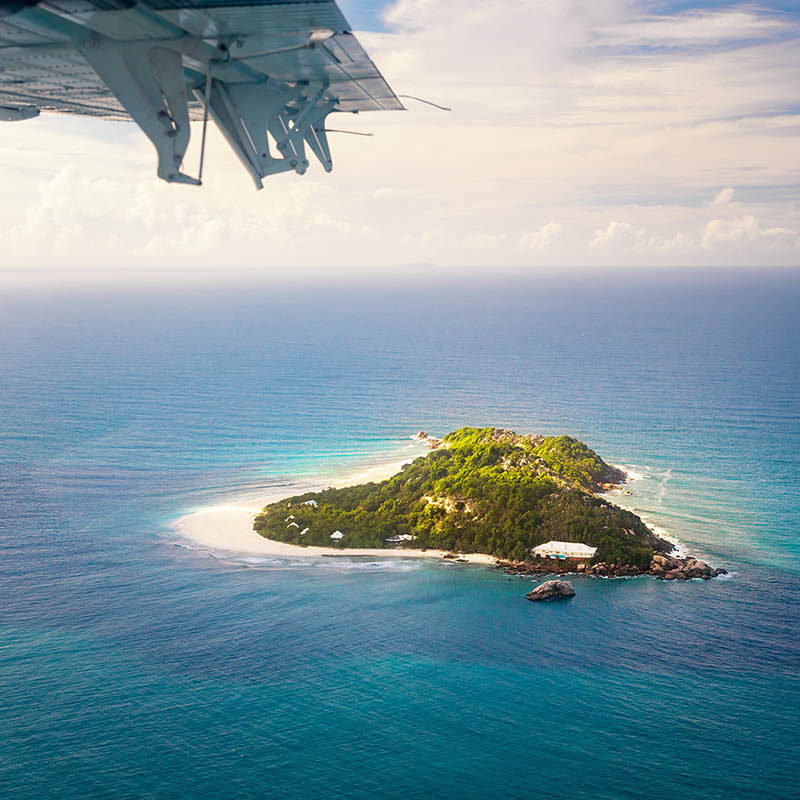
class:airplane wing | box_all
[0,1,403,188]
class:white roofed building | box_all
[330,531,344,540]
[532,541,597,560]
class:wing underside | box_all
[0,0,403,186]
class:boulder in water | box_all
[526,580,576,601]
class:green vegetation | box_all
[253,427,669,567]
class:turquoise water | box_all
[1,271,798,799]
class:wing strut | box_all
[197,66,212,184]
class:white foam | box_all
[182,547,426,573]
[237,556,294,567]
[315,558,422,572]
[617,464,650,483]
[637,518,686,557]
[656,467,672,505]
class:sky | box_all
[0,0,798,274]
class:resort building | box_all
[330,531,344,540]
[385,534,416,543]
[532,541,597,560]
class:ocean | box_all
[1,269,798,799]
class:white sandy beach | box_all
[175,502,495,564]
[174,446,496,565]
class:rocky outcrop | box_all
[497,554,727,581]
[415,431,444,449]
[526,580,576,601]
[648,554,727,580]
[600,482,632,495]
[423,494,478,515]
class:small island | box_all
[253,427,723,580]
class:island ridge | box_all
[253,427,723,579]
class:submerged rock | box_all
[526,580,576,601]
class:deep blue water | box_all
[1,270,799,799]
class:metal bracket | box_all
[81,37,200,185]
[265,87,335,176]
[193,78,336,190]
[79,33,339,188]
[302,100,336,173]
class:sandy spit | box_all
[173,448,496,565]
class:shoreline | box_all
[173,441,696,573]
[174,506,495,565]
[601,462,687,558]
[173,442,496,565]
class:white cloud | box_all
[1,1,799,271]
[595,10,791,46]
[307,211,376,237]
[702,216,798,249]
[645,232,689,252]
[372,187,422,198]
[590,221,640,249]
[518,222,562,250]
[711,187,735,205]
[464,232,507,248]
[590,222,691,254]
[420,228,443,245]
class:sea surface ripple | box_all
[1,271,798,799]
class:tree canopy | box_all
[253,427,668,567]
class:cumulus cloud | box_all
[518,222,562,250]
[702,216,798,249]
[589,222,692,254]
[712,187,735,205]
[645,232,689,252]
[1,1,799,271]
[590,221,640,249]
[3,162,376,267]
[308,211,376,237]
